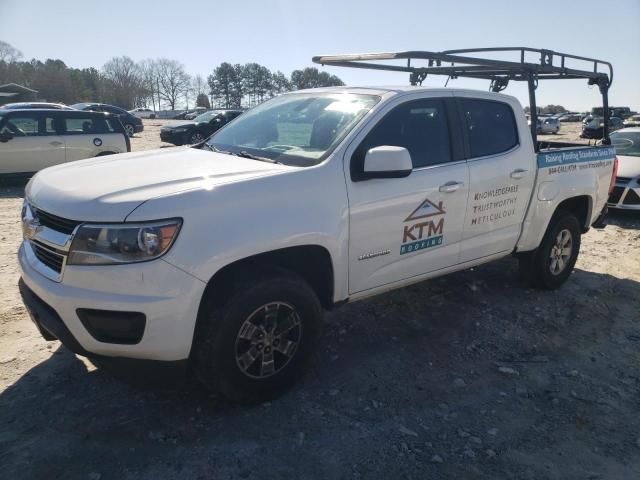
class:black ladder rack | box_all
[312,47,613,150]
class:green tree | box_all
[290,67,344,90]
[208,62,243,108]
[270,70,292,95]
[196,93,210,108]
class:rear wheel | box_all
[124,123,135,137]
[519,211,581,289]
[194,270,323,403]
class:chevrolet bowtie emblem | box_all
[22,208,40,240]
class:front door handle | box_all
[510,169,528,179]
[49,141,63,146]
[439,181,464,193]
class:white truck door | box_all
[345,96,469,294]
[455,95,536,262]
[0,112,65,174]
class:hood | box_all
[617,154,640,178]
[164,121,195,129]
[26,147,291,222]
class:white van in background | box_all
[0,108,129,178]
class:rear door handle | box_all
[49,141,63,146]
[510,169,528,179]
[439,181,464,193]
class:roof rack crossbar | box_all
[312,47,613,150]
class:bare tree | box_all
[0,40,22,63]
[156,59,190,110]
[192,74,206,97]
[139,59,161,111]
[183,74,193,110]
[102,56,145,108]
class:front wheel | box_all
[189,131,205,144]
[194,271,323,403]
[519,211,581,290]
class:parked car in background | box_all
[0,108,129,178]
[2,102,73,110]
[608,128,640,210]
[581,116,624,139]
[185,107,208,120]
[532,116,560,134]
[559,113,582,122]
[592,106,633,119]
[129,107,156,119]
[71,103,143,137]
[623,115,640,128]
[160,109,243,145]
[173,110,198,120]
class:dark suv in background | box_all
[160,109,243,145]
[71,103,143,137]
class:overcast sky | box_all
[1,0,638,111]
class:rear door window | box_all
[62,116,115,134]
[461,99,519,158]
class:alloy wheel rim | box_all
[191,133,203,143]
[125,125,134,136]
[234,302,302,379]
[549,228,573,275]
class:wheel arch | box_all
[198,244,335,314]
[554,195,593,233]
[517,194,594,253]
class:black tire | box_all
[95,151,116,157]
[194,270,323,403]
[189,131,205,144]
[150,114,156,119]
[519,211,581,290]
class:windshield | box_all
[193,111,219,122]
[205,93,380,167]
[611,131,640,157]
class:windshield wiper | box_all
[235,150,280,164]
[206,144,281,164]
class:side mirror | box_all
[0,132,14,143]
[362,146,412,179]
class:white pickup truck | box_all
[18,48,619,402]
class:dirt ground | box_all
[1,120,639,480]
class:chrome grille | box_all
[34,208,81,235]
[30,241,65,274]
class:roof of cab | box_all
[289,85,520,104]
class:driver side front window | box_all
[4,115,40,136]
[351,98,452,180]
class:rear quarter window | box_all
[461,99,519,158]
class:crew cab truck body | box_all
[18,86,616,402]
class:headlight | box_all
[67,219,182,265]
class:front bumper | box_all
[134,123,144,133]
[160,129,188,145]
[18,241,206,362]
[20,279,190,385]
[608,177,640,210]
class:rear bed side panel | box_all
[517,146,616,252]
